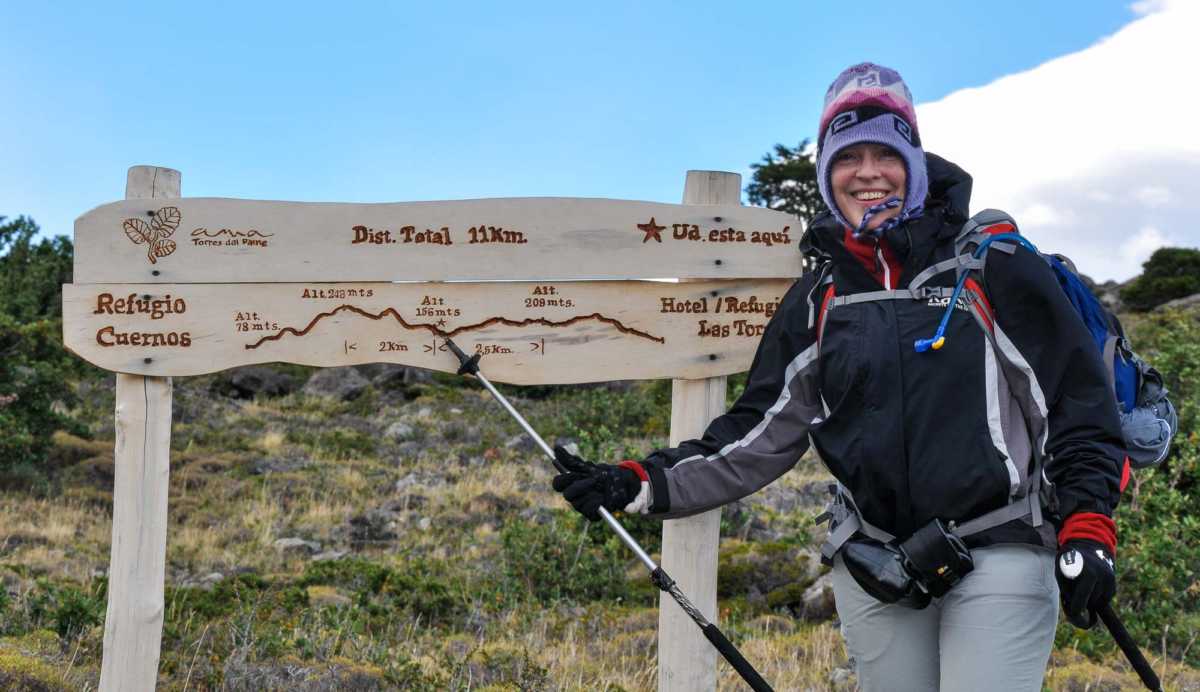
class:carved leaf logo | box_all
[122,206,180,264]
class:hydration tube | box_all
[914,232,1038,353]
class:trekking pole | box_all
[1098,604,1163,692]
[443,338,774,692]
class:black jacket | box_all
[641,154,1123,549]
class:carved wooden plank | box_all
[100,166,177,692]
[73,197,800,283]
[63,278,793,382]
[659,171,736,692]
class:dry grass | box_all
[5,380,1196,691]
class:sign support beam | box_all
[99,165,178,692]
[658,170,739,692]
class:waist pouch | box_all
[899,518,974,598]
[842,538,932,609]
[841,519,974,608]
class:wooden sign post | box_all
[65,166,802,692]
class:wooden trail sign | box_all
[74,197,799,283]
[68,166,803,692]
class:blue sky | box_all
[2,1,1182,279]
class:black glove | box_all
[550,446,640,521]
[1056,539,1116,629]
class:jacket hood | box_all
[800,152,973,261]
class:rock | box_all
[385,422,415,441]
[1093,279,1125,312]
[311,549,349,562]
[417,407,433,419]
[347,509,399,543]
[504,434,536,452]
[799,572,837,621]
[395,471,442,493]
[302,366,371,401]
[1156,292,1200,311]
[383,494,427,511]
[418,517,432,531]
[519,506,556,525]
[464,492,519,518]
[200,572,224,585]
[830,665,856,690]
[250,456,310,475]
[223,365,299,399]
[273,537,321,554]
[221,653,391,691]
[354,363,406,383]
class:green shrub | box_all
[1120,247,1200,311]
[0,215,92,487]
[299,557,463,625]
[0,216,73,324]
[0,315,86,488]
[495,513,633,606]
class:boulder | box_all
[225,365,299,398]
[302,366,371,400]
[1155,292,1200,311]
[273,537,320,554]
[249,456,310,475]
[347,508,399,544]
[799,572,837,621]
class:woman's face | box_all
[830,143,907,232]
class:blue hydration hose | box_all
[913,233,1037,353]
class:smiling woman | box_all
[548,61,1127,692]
[829,143,907,232]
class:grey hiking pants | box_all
[832,544,1059,692]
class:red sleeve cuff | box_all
[618,460,649,482]
[1058,512,1117,556]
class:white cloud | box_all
[1134,186,1170,207]
[1130,0,1169,15]
[915,0,1200,281]
[1120,226,1171,268]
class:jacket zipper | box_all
[875,244,892,289]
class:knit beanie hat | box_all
[816,62,928,236]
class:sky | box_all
[2,0,1193,281]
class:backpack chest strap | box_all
[828,286,955,309]
[908,254,984,290]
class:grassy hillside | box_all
[1,309,1198,690]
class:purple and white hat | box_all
[815,62,928,234]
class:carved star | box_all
[637,217,665,243]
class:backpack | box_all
[950,210,1177,470]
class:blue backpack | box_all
[948,210,1177,470]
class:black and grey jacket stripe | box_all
[640,154,1123,550]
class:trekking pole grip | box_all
[701,623,774,692]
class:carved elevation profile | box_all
[243,304,666,350]
[122,206,180,264]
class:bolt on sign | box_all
[65,196,800,383]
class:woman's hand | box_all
[551,446,641,521]
[1056,539,1116,629]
